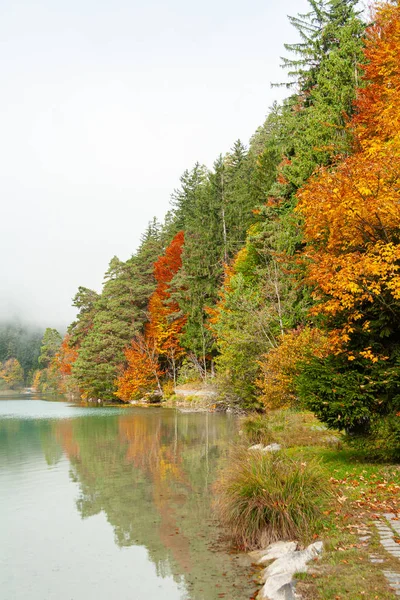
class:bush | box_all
[215,447,331,550]
[241,415,272,445]
[162,380,175,399]
[348,415,400,462]
[176,359,202,385]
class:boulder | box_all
[256,541,298,565]
[257,541,323,600]
[258,574,297,600]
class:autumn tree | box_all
[47,334,80,398]
[296,1,400,438]
[54,335,78,376]
[115,335,163,402]
[0,358,24,390]
[116,231,186,400]
[147,231,186,386]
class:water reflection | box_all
[0,402,253,600]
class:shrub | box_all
[162,380,175,399]
[215,447,331,550]
[176,359,202,385]
[241,415,272,445]
[348,415,400,462]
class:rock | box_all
[265,541,323,579]
[258,573,296,600]
[258,541,323,599]
[248,443,282,453]
[263,443,282,452]
[254,542,298,565]
[249,548,271,563]
[326,435,340,445]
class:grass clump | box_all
[241,414,273,445]
[215,447,332,550]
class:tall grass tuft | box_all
[215,447,331,550]
[241,414,272,445]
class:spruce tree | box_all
[72,221,162,400]
[275,0,365,196]
[68,287,100,348]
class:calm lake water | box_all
[0,396,253,600]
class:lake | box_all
[0,396,253,600]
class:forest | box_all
[17,0,400,456]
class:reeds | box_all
[215,447,331,550]
[241,414,273,445]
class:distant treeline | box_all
[0,321,43,385]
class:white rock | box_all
[248,443,282,453]
[257,542,298,565]
[258,541,323,600]
[263,443,282,453]
[258,573,296,600]
[263,541,323,580]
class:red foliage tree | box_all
[147,231,186,384]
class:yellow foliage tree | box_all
[257,327,329,410]
[0,358,24,390]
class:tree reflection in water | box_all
[53,408,253,600]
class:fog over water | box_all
[1,0,314,328]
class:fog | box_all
[0,0,312,328]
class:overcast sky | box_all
[0,0,314,328]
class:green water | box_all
[0,397,253,600]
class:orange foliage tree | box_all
[297,1,400,359]
[353,3,400,155]
[147,231,186,385]
[48,334,79,395]
[53,335,78,376]
[115,334,163,402]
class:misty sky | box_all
[0,0,313,328]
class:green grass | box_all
[296,526,397,599]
